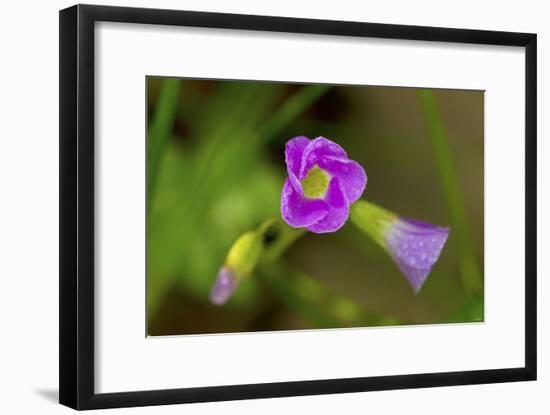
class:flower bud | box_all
[209,231,264,305]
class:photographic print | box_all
[146,77,484,336]
[60,7,536,408]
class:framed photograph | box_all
[59,4,537,410]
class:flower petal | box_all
[299,136,347,179]
[287,170,304,196]
[281,178,329,228]
[285,135,311,177]
[324,177,347,209]
[318,156,367,203]
[210,267,238,305]
[385,218,450,293]
[306,178,349,233]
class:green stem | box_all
[418,89,482,296]
[259,219,306,264]
[253,200,396,279]
[220,218,305,284]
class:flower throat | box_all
[301,165,330,198]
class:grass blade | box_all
[418,89,482,296]
[259,84,331,140]
[147,78,181,209]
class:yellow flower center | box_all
[301,165,330,199]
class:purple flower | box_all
[385,218,450,293]
[210,267,238,305]
[281,136,367,233]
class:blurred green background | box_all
[146,77,484,336]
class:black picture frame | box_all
[59,4,537,410]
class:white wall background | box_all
[0,0,546,413]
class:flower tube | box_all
[350,200,450,293]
